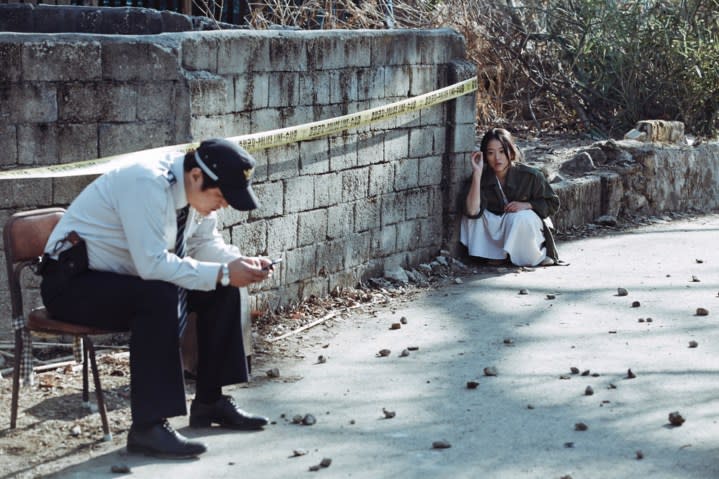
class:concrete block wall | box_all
[0,25,474,324]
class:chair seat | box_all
[27,307,123,336]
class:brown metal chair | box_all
[3,207,124,441]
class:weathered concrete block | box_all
[420,29,465,64]
[182,34,219,72]
[409,127,437,158]
[368,162,393,197]
[410,65,438,96]
[52,175,96,205]
[314,173,342,208]
[269,35,308,72]
[419,217,442,248]
[449,123,475,154]
[217,33,270,74]
[0,41,22,82]
[251,107,281,133]
[396,220,421,251]
[1,83,58,123]
[371,224,396,256]
[18,124,58,165]
[381,193,405,226]
[355,196,381,232]
[357,132,384,167]
[0,5,34,33]
[0,178,52,208]
[418,155,442,187]
[384,129,409,162]
[327,203,353,239]
[269,72,300,108]
[102,40,181,81]
[298,71,331,106]
[285,244,315,283]
[137,82,176,121]
[371,32,417,66]
[250,180,283,218]
[266,213,297,253]
[188,73,233,116]
[23,39,101,81]
[160,10,193,33]
[420,103,445,127]
[453,92,476,127]
[98,121,173,157]
[394,158,419,191]
[0,125,18,166]
[298,276,330,301]
[231,220,267,257]
[329,69,358,105]
[341,168,368,202]
[405,188,431,220]
[316,239,344,274]
[552,177,602,231]
[299,138,329,175]
[328,269,360,292]
[298,209,327,247]
[384,66,412,97]
[284,176,314,213]
[343,231,370,268]
[217,206,248,229]
[357,68,384,101]
[266,144,300,181]
[329,134,358,172]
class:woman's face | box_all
[485,138,510,176]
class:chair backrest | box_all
[3,208,65,319]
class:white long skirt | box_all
[460,210,547,266]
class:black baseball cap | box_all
[194,138,260,211]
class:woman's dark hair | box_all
[184,149,220,191]
[479,128,523,165]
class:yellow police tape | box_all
[0,77,477,180]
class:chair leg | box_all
[10,329,24,429]
[84,337,112,441]
[82,339,89,404]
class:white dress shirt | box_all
[44,152,240,291]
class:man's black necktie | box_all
[176,206,189,338]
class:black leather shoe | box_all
[127,420,207,459]
[190,395,269,430]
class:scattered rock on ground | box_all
[519,288,529,295]
[483,367,498,376]
[382,408,396,419]
[696,307,709,316]
[617,288,629,296]
[636,450,644,460]
[546,294,556,300]
[691,275,701,282]
[570,367,580,374]
[377,349,391,357]
[466,381,479,389]
[632,301,641,308]
[627,369,637,379]
[292,449,309,457]
[400,316,408,324]
[266,368,280,378]
[302,414,317,426]
[111,464,131,474]
[575,422,589,431]
[585,386,594,396]
[432,440,451,449]
[689,340,698,348]
[399,349,410,357]
[668,411,686,426]
[317,355,327,364]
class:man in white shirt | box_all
[40,138,273,459]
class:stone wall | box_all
[0,12,476,326]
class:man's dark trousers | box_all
[40,269,249,425]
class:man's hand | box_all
[504,201,532,213]
[227,257,272,287]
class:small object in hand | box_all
[668,411,685,426]
[575,422,588,431]
[689,340,698,348]
[377,349,391,357]
[382,408,396,419]
[696,307,709,316]
[466,380,479,389]
[617,287,629,296]
[626,369,636,379]
[432,440,451,449]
